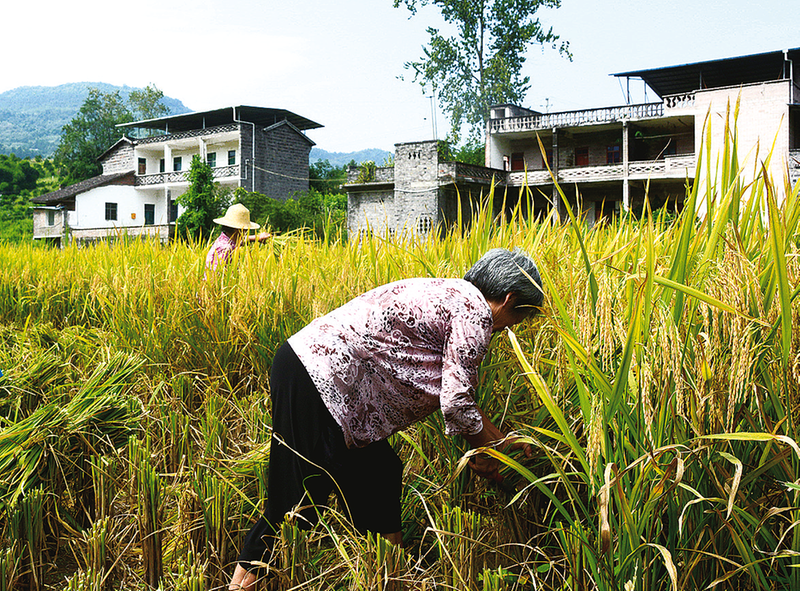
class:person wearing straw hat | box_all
[205,203,271,272]
[229,248,543,591]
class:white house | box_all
[346,48,800,236]
[32,106,322,245]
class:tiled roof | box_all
[31,171,135,205]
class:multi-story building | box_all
[32,106,322,245]
[347,48,800,236]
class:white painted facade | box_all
[32,106,321,245]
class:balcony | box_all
[489,102,665,134]
[135,164,241,186]
[133,123,239,145]
[505,153,696,186]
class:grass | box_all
[0,124,798,589]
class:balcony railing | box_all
[504,154,696,186]
[790,149,800,184]
[133,123,239,145]
[135,164,241,186]
[664,92,696,110]
[489,102,665,134]
[438,162,503,184]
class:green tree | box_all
[53,88,133,184]
[0,155,40,198]
[437,139,486,166]
[309,159,348,194]
[175,155,229,240]
[53,85,171,185]
[129,84,171,121]
[394,0,570,143]
[234,187,347,240]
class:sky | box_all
[3,0,799,153]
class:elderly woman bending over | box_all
[229,247,544,590]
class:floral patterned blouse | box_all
[288,278,493,448]
[205,232,236,272]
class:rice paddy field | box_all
[1,132,800,590]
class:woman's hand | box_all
[468,452,501,481]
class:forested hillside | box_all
[0,83,190,157]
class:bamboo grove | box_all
[1,123,800,590]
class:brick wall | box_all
[101,141,134,174]
[254,122,312,201]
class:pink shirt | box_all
[288,278,493,448]
[205,232,236,271]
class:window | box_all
[576,147,589,166]
[207,152,216,167]
[607,145,621,164]
[105,202,118,221]
[173,156,182,172]
[510,152,525,171]
[544,149,554,168]
[169,199,178,223]
[47,210,55,226]
[138,158,146,175]
[144,203,155,226]
[417,216,433,235]
[159,158,165,173]
[228,150,236,166]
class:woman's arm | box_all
[462,407,532,480]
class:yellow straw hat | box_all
[213,203,260,230]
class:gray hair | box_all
[464,248,544,310]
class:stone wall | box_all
[393,141,441,238]
[347,189,396,240]
[32,208,66,240]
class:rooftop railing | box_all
[489,102,665,134]
[132,123,239,145]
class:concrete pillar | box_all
[551,128,562,220]
[622,122,630,212]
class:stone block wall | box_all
[101,141,134,174]
[393,140,441,238]
[347,189,396,239]
[255,122,312,201]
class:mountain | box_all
[310,147,392,167]
[0,83,390,165]
[0,83,191,158]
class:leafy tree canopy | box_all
[0,154,40,199]
[235,188,347,240]
[437,139,486,166]
[394,0,570,143]
[175,156,230,241]
[128,85,171,121]
[53,84,170,185]
[309,159,348,194]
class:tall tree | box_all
[394,0,570,143]
[54,84,171,184]
[53,88,133,183]
[175,155,229,240]
[129,84,171,121]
